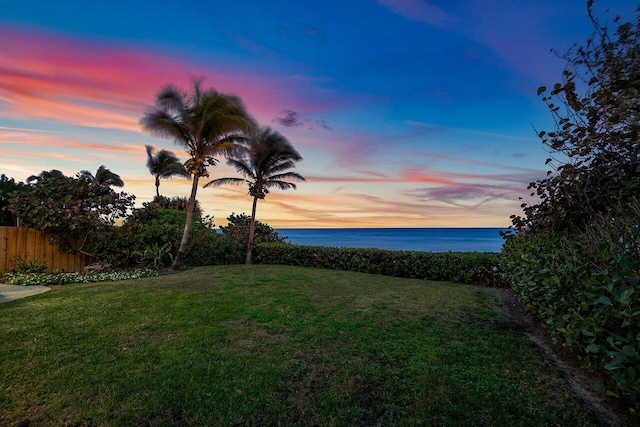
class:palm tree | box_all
[140,79,255,268]
[26,169,66,184]
[79,165,124,187]
[204,126,304,264]
[145,145,189,197]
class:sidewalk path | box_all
[0,284,51,303]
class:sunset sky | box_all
[1,0,637,228]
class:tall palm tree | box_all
[140,79,255,268]
[145,145,189,197]
[205,126,304,264]
[79,165,124,188]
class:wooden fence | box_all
[0,227,96,273]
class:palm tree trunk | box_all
[155,176,161,197]
[172,174,199,269]
[245,196,258,265]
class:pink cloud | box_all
[0,130,142,154]
[400,168,542,185]
[0,26,334,132]
[377,0,450,28]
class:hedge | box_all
[501,230,640,411]
[255,243,505,287]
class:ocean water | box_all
[276,228,507,253]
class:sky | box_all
[0,0,637,228]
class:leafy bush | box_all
[87,204,191,267]
[12,256,48,274]
[501,211,640,411]
[184,216,245,266]
[133,242,174,270]
[5,269,158,286]
[150,195,201,215]
[8,170,135,253]
[220,213,285,245]
[255,243,504,286]
[0,174,27,226]
[500,4,640,411]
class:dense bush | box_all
[184,216,245,266]
[8,170,135,253]
[220,213,285,245]
[500,4,640,412]
[502,208,640,410]
[86,205,251,268]
[86,205,186,267]
[0,174,27,226]
[256,243,504,286]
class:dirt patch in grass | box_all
[222,319,289,356]
[496,288,636,427]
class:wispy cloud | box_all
[273,110,332,130]
[377,0,451,28]
[399,168,542,185]
[0,130,142,154]
[0,26,339,133]
[407,183,524,208]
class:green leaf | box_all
[622,346,637,357]
[593,296,612,306]
[627,367,637,382]
[585,343,600,353]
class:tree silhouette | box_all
[145,145,189,197]
[140,78,255,268]
[205,126,304,264]
[79,165,124,188]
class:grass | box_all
[1,265,597,426]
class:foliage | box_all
[5,269,158,286]
[133,242,174,270]
[140,78,256,268]
[87,204,242,268]
[86,204,187,267]
[0,174,27,226]
[12,256,47,274]
[205,125,304,264]
[501,3,640,411]
[502,205,640,410]
[183,216,245,266]
[150,195,201,214]
[220,213,285,246]
[7,170,135,254]
[145,145,189,197]
[512,2,640,233]
[0,265,601,426]
[78,165,124,188]
[256,243,504,286]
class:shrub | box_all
[12,256,48,274]
[220,213,285,245]
[88,204,216,268]
[501,211,640,411]
[133,242,174,270]
[184,218,245,266]
[255,243,504,286]
[5,269,158,286]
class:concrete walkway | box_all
[0,284,51,303]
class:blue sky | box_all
[0,0,637,227]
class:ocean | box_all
[276,228,507,253]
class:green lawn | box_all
[1,265,597,426]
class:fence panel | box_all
[0,227,96,273]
